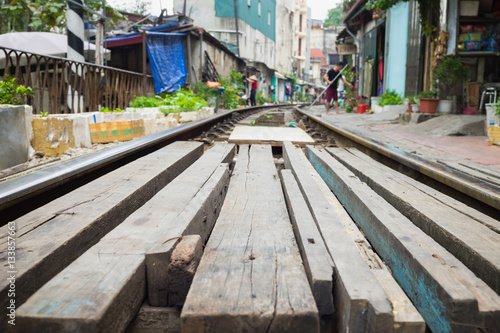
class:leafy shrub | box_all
[0,75,34,105]
[256,91,273,105]
[129,95,162,108]
[162,89,207,112]
[378,89,402,106]
[416,90,438,99]
[100,107,123,113]
[159,107,181,115]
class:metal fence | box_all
[0,47,155,114]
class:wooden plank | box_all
[306,146,500,332]
[372,269,425,333]
[168,235,203,307]
[282,141,394,332]
[0,141,204,328]
[181,145,319,333]
[228,125,315,147]
[329,147,500,293]
[17,143,235,333]
[437,160,500,187]
[280,169,334,315]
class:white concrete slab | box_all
[228,125,315,146]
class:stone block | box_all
[125,302,180,333]
[155,118,178,132]
[179,111,199,123]
[0,105,31,169]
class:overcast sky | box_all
[107,0,339,21]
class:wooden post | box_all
[142,30,147,96]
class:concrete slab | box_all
[0,105,31,169]
[302,105,500,169]
[228,126,315,146]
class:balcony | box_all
[299,3,307,14]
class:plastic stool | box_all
[479,87,498,111]
[356,104,368,114]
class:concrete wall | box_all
[274,0,294,73]
[0,105,33,169]
[176,0,276,70]
[386,2,409,96]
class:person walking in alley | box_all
[246,75,258,106]
[323,62,353,114]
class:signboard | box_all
[337,44,358,55]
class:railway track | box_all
[1,105,499,332]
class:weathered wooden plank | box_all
[345,148,500,234]
[181,145,319,333]
[438,160,500,187]
[307,145,500,333]
[0,141,203,328]
[282,141,394,332]
[280,169,334,315]
[329,147,500,293]
[371,268,425,333]
[168,235,203,307]
[125,302,181,333]
[228,126,315,147]
[17,143,235,333]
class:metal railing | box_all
[0,47,155,114]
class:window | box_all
[329,54,340,65]
[298,38,302,56]
[258,1,261,16]
[299,15,302,32]
[268,11,271,25]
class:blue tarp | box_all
[146,32,186,94]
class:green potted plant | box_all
[406,95,420,113]
[417,90,439,114]
[433,56,468,114]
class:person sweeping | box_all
[323,62,353,114]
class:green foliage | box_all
[346,105,354,113]
[1,1,125,33]
[100,106,123,112]
[0,75,34,105]
[39,111,48,117]
[378,89,402,106]
[493,97,500,116]
[193,81,218,100]
[366,0,439,37]
[256,91,273,105]
[406,95,419,104]
[417,90,438,99]
[433,56,468,97]
[162,89,207,112]
[159,107,181,115]
[129,95,162,108]
[324,5,343,27]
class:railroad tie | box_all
[182,144,320,333]
[0,141,204,329]
[282,141,424,332]
[306,146,500,332]
[16,143,235,332]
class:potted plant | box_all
[417,90,439,114]
[433,56,468,114]
[406,95,420,113]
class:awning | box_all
[274,72,286,79]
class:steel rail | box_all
[0,104,285,211]
[295,107,500,211]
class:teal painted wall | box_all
[386,2,409,96]
[215,0,276,41]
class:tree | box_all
[324,5,343,28]
[0,0,124,34]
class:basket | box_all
[460,1,479,16]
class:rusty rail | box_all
[0,47,155,114]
